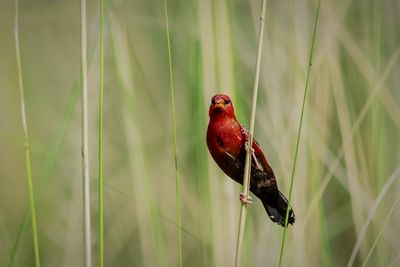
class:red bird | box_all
[206,94,295,227]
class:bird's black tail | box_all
[260,190,295,227]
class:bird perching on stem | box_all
[206,94,295,227]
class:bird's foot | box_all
[244,142,254,153]
[239,193,253,204]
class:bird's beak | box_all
[215,100,224,109]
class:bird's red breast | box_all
[206,94,244,179]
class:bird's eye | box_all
[224,99,231,105]
[211,99,216,105]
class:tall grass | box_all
[14,0,40,266]
[80,0,92,265]
[98,0,105,265]
[7,33,99,267]
[234,1,266,266]
[7,84,80,267]
[163,0,182,265]
[278,0,321,265]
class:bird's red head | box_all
[209,94,236,119]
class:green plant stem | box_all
[278,0,321,266]
[7,86,80,267]
[234,1,266,266]
[80,0,92,265]
[163,1,182,266]
[14,0,41,266]
[98,0,104,266]
[7,32,98,267]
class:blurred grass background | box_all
[1,0,400,266]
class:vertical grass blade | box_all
[14,0,41,266]
[7,34,98,267]
[234,1,267,266]
[278,0,321,266]
[163,0,182,266]
[80,0,92,265]
[98,0,105,266]
[98,4,104,267]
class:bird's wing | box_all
[224,150,244,171]
[239,125,278,192]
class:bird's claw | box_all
[245,142,254,153]
[239,193,253,204]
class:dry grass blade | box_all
[235,1,266,266]
[98,0,105,265]
[14,0,41,266]
[80,0,92,265]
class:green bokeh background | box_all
[1,0,400,266]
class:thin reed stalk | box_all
[278,0,321,266]
[80,0,92,265]
[8,34,98,267]
[234,1,266,266]
[7,86,80,267]
[98,0,105,265]
[14,2,41,266]
[163,1,182,266]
